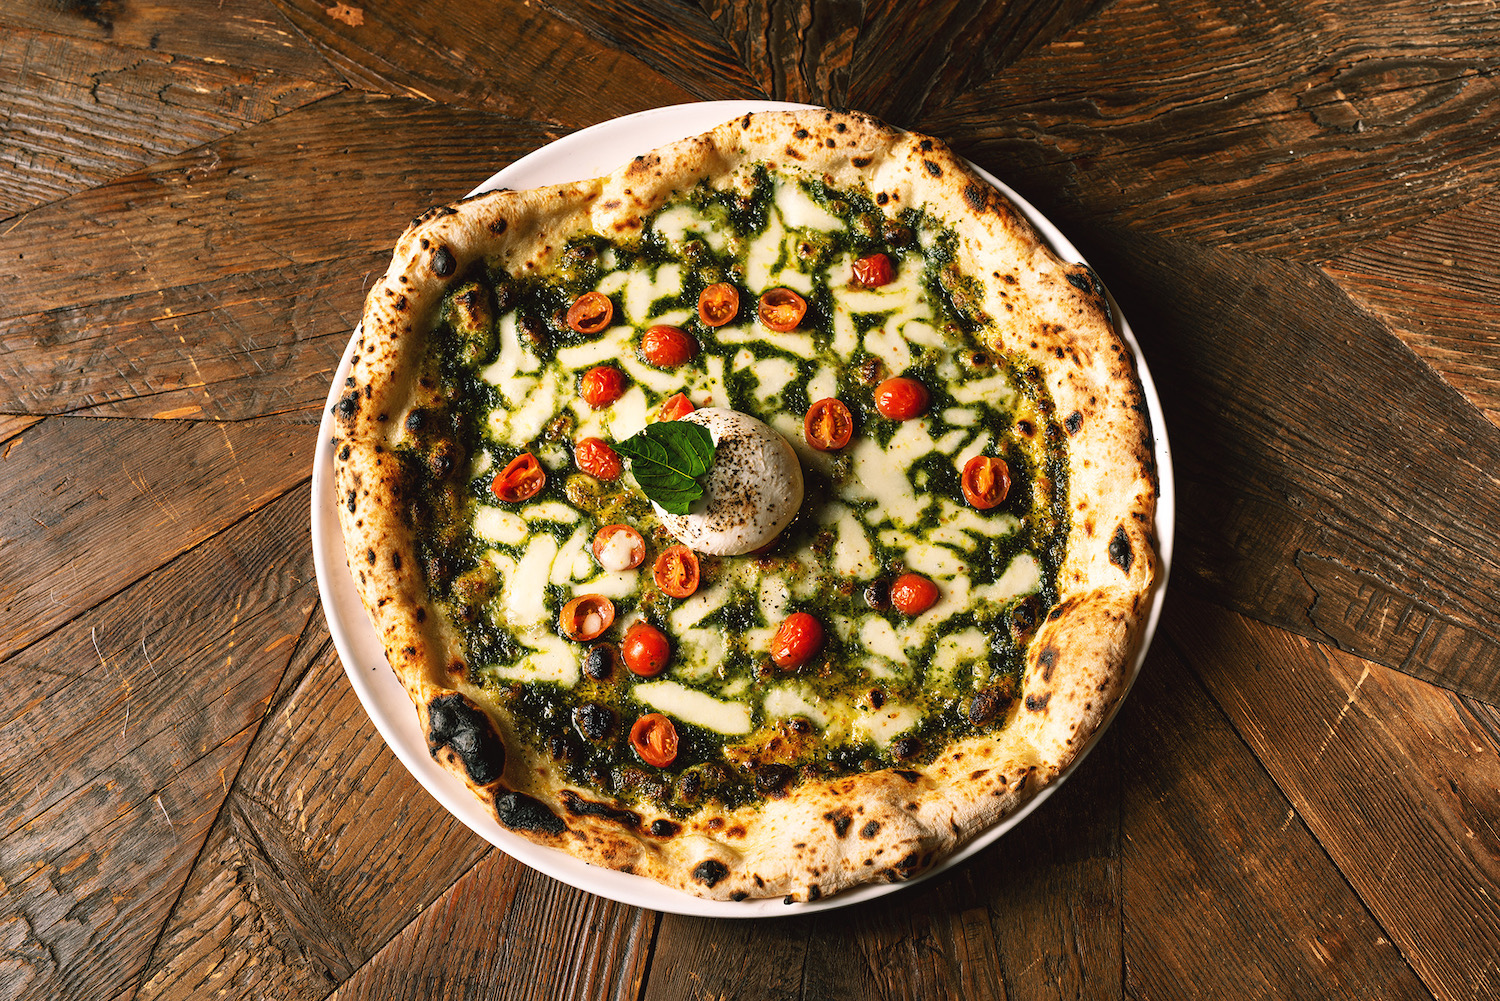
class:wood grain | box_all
[1120,609,1429,999]
[1326,193,1500,427]
[0,485,317,1001]
[1170,594,1500,1001]
[0,251,382,421]
[0,27,337,219]
[699,0,862,107]
[0,415,317,663]
[926,0,1500,259]
[1079,227,1500,704]
[0,93,559,323]
[269,0,702,127]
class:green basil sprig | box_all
[614,422,715,515]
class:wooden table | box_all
[4,2,1498,998]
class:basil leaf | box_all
[615,422,715,515]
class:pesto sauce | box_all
[403,170,1071,817]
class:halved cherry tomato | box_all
[639,325,698,369]
[565,291,613,334]
[771,611,824,669]
[961,455,1011,510]
[757,288,807,332]
[559,594,615,642]
[804,398,854,451]
[579,365,627,408]
[622,621,671,677]
[629,713,679,768]
[574,437,622,481]
[592,524,646,571]
[491,452,545,502]
[852,252,895,288]
[698,283,740,327]
[653,545,700,598]
[657,392,695,422]
[874,376,929,420]
[890,573,940,615]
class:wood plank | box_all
[1119,610,1429,999]
[0,0,343,82]
[0,484,319,1001]
[698,0,862,106]
[0,414,41,444]
[847,0,1105,127]
[527,0,764,103]
[1076,228,1500,704]
[0,27,338,219]
[0,92,560,322]
[1170,594,1500,1001]
[326,852,654,1001]
[1325,194,1500,428]
[269,0,700,127]
[136,610,492,1000]
[0,414,317,663]
[923,0,1500,260]
[0,251,382,420]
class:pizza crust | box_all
[331,109,1156,901]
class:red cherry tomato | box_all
[558,594,615,642]
[771,611,824,669]
[592,524,646,571]
[491,452,545,502]
[657,392,695,421]
[653,545,700,598]
[639,325,698,369]
[757,288,807,332]
[874,376,929,421]
[629,713,679,768]
[698,283,740,327]
[579,366,627,408]
[890,573,940,615]
[622,621,671,677]
[574,437,623,481]
[804,398,854,451]
[852,252,895,288]
[961,455,1011,510]
[566,291,613,334]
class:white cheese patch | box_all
[745,213,786,292]
[854,704,920,747]
[521,501,580,524]
[934,428,971,454]
[821,502,877,578]
[806,364,838,403]
[951,370,1017,406]
[774,177,844,231]
[757,574,791,625]
[747,355,800,403]
[955,432,992,471]
[858,616,907,662]
[652,203,728,253]
[903,541,969,579]
[624,263,682,324]
[974,553,1042,604]
[762,685,829,728]
[570,570,639,599]
[506,535,557,624]
[633,680,753,735]
[551,527,590,586]
[715,323,819,357]
[472,506,527,546]
[492,629,578,685]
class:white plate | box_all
[311,100,1175,917]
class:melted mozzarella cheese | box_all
[473,506,527,545]
[633,680,753,735]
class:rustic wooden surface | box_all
[3,1,1498,998]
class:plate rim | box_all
[310,99,1175,918]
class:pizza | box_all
[330,108,1157,903]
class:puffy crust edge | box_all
[330,108,1157,902]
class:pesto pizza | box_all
[330,109,1157,902]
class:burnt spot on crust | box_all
[755,763,795,796]
[1065,410,1083,435]
[923,159,941,177]
[807,884,822,902]
[731,890,749,901]
[1026,692,1052,712]
[489,216,508,235]
[893,769,921,783]
[1066,265,1107,300]
[860,820,881,839]
[427,693,506,786]
[852,155,872,168]
[560,789,640,829]
[693,859,729,887]
[649,818,681,838]
[963,182,987,212]
[824,808,854,838]
[495,792,565,835]
[793,128,810,139]
[1109,524,1134,572]
[431,245,456,278]
[1037,645,1059,681]
[335,391,359,421]
[968,688,1014,726]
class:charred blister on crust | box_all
[494,792,566,835]
[824,808,854,838]
[693,859,729,887]
[561,789,640,829]
[1109,524,1134,572]
[426,692,506,786]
